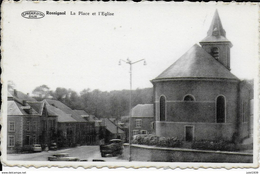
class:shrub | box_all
[132,134,181,148]
[191,140,238,151]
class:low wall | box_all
[156,122,235,141]
[123,144,253,163]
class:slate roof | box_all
[8,92,13,98]
[46,104,76,122]
[8,101,24,115]
[10,90,36,102]
[8,100,39,115]
[103,118,124,134]
[200,10,231,44]
[73,110,88,116]
[44,99,86,122]
[26,101,44,115]
[73,110,97,122]
[131,104,154,118]
[152,44,238,81]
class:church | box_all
[151,10,254,143]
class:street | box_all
[7,145,128,162]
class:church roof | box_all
[152,44,238,81]
[200,10,231,44]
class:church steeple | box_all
[200,10,232,70]
[207,10,226,38]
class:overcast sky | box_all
[2,2,258,94]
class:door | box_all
[185,126,194,142]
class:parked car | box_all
[100,139,123,157]
[31,144,42,152]
[49,143,57,150]
[48,153,80,161]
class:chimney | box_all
[14,89,18,97]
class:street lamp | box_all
[119,58,146,162]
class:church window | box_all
[216,96,225,123]
[160,96,166,121]
[184,95,195,101]
[211,47,219,60]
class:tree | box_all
[8,80,16,92]
[32,85,51,99]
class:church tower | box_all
[200,10,232,70]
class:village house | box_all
[151,10,254,144]
[73,110,97,145]
[130,104,154,136]
[43,99,96,146]
[100,118,125,144]
[7,91,58,153]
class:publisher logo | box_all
[21,11,45,19]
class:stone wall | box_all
[123,144,253,163]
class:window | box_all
[140,130,148,134]
[184,95,195,101]
[135,119,142,128]
[160,96,166,121]
[26,121,30,131]
[8,135,15,147]
[9,121,15,132]
[211,47,219,60]
[133,130,139,136]
[216,96,225,123]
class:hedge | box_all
[191,140,238,151]
[132,134,182,148]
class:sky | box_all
[2,2,259,94]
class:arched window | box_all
[184,95,195,101]
[216,96,225,123]
[160,96,166,121]
[211,47,219,60]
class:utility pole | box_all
[119,58,146,162]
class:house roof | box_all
[152,44,238,81]
[26,101,44,115]
[46,104,76,123]
[103,118,124,134]
[200,10,231,44]
[44,99,86,122]
[8,92,13,98]
[74,110,98,122]
[131,104,154,118]
[73,110,88,116]
[10,90,36,102]
[7,100,39,115]
[8,101,24,115]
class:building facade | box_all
[151,11,253,143]
[131,104,154,136]
[7,92,58,153]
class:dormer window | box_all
[211,47,219,60]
